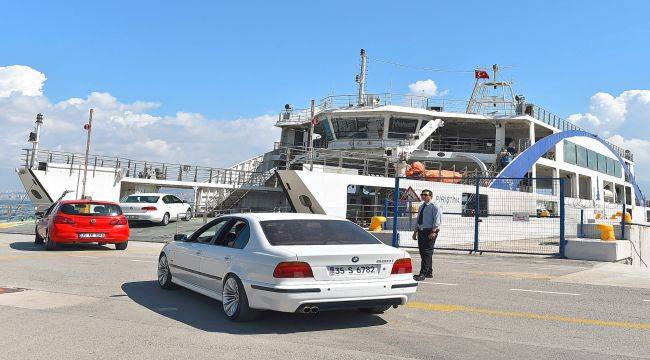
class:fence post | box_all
[473,176,480,253]
[383,198,389,230]
[559,179,566,257]
[621,202,626,240]
[579,209,584,238]
[391,177,400,248]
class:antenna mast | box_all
[356,49,367,106]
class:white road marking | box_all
[509,288,581,296]
[420,281,458,286]
[70,255,99,259]
[643,299,650,302]
[130,259,155,263]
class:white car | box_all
[120,193,193,225]
[157,213,418,321]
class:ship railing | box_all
[276,94,472,126]
[278,146,396,177]
[526,104,633,162]
[425,136,496,154]
[22,148,272,187]
[319,93,470,113]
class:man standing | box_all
[411,189,441,281]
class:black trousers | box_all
[417,229,438,276]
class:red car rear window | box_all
[59,203,123,216]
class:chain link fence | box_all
[388,177,565,255]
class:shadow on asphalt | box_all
[122,280,388,334]
[9,241,114,252]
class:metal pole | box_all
[473,177,480,253]
[621,202,626,240]
[391,177,400,247]
[357,49,367,106]
[560,179,566,257]
[308,99,315,171]
[81,109,93,199]
[30,113,44,168]
[579,209,584,238]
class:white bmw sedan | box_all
[157,213,417,321]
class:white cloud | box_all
[568,90,650,138]
[0,65,281,189]
[570,89,650,197]
[0,65,47,97]
[407,79,444,97]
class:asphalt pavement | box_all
[0,233,648,360]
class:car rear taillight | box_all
[110,217,128,225]
[391,258,412,275]
[273,262,313,278]
[141,206,157,211]
[53,215,76,225]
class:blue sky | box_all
[1,0,649,194]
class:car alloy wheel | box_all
[158,254,173,288]
[222,277,240,317]
[184,208,192,221]
[161,213,170,226]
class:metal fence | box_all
[23,148,272,187]
[388,177,565,255]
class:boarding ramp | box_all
[18,148,280,214]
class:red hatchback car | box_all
[35,200,130,250]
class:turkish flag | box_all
[311,116,320,125]
[474,70,489,79]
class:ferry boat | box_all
[15,50,649,247]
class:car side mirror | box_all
[35,211,45,219]
[174,234,188,242]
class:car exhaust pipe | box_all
[310,306,319,314]
[302,306,312,313]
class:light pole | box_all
[81,109,94,200]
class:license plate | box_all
[328,264,380,276]
[79,233,105,238]
[127,215,138,220]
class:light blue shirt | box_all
[417,201,442,230]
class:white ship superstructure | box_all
[14,49,650,233]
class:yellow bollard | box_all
[596,223,615,241]
[369,216,387,232]
[624,212,632,223]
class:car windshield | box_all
[123,195,159,203]
[59,203,123,216]
[260,219,381,246]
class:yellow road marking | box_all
[406,302,650,330]
[0,222,29,229]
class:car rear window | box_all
[124,195,159,203]
[59,203,123,216]
[260,219,381,246]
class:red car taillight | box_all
[391,258,412,275]
[53,215,76,225]
[110,217,128,225]
[141,206,157,211]
[273,262,313,278]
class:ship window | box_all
[607,158,616,176]
[615,162,622,178]
[576,146,588,167]
[597,154,607,173]
[563,141,576,164]
[331,117,383,139]
[587,150,598,171]
[388,117,418,139]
